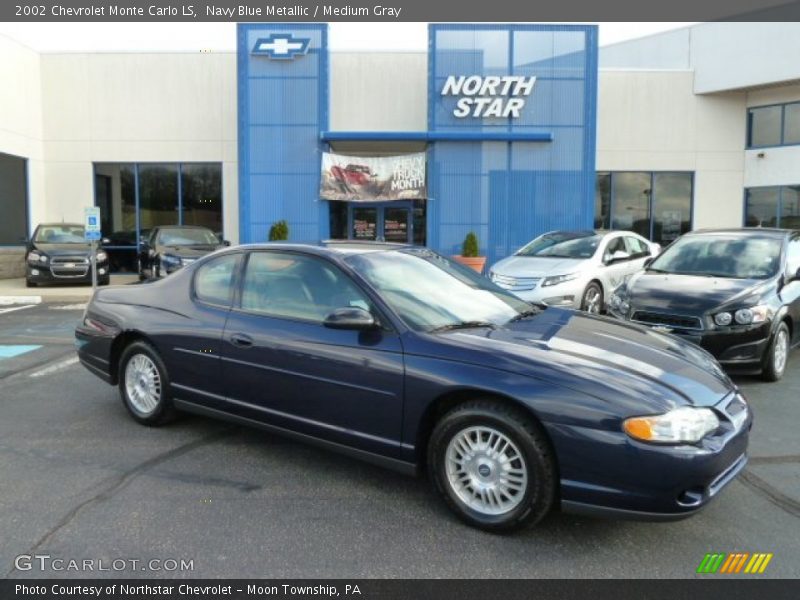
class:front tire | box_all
[118,341,176,425]
[580,282,603,314]
[427,399,556,532]
[762,322,791,382]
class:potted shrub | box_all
[268,220,289,241]
[453,231,486,274]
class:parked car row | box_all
[23,224,226,287]
[490,227,800,382]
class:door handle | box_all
[230,333,254,348]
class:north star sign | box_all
[441,75,537,118]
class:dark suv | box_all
[25,223,110,287]
[608,228,800,381]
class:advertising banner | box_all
[320,152,427,202]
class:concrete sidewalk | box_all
[0,274,138,304]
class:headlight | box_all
[714,312,733,326]
[162,254,181,265]
[96,251,108,262]
[27,252,47,264]
[623,407,720,444]
[608,291,630,315]
[542,272,579,287]
[488,270,498,281]
[734,305,770,325]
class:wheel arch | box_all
[109,330,158,385]
[414,389,560,481]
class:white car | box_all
[489,230,661,313]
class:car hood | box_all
[428,309,733,410]
[32,243,92,255]
[625,271,771,314]
[157,244,221,258]
[491,255,590,277]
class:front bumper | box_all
[553,391,752,520]
[608,310,772,371]
[493,278,587,308]
[27,262,110,285]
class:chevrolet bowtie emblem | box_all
[252,34,310,59]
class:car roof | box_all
[36,222,83,228]
[685,227,793,238]
[155,225,213,230]
[234,241,412,258]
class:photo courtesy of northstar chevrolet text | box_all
[0,6,799,592]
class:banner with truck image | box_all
[320,152,427,202]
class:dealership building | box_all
[2,21,800,275]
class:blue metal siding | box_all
[428,24,598,267]
[237,23,328,244]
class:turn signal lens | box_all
[623,407,720,444]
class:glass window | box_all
[780,186,800,229]
[748,106,782,147]
[412,200,427,246]
[138,164,178,230]
[786,237,800,277]
[650,234,783,280]
[0,152,28,245]
[652,173,692,246]
[624,236,650,259]
[194,254,238,306]
[94,163,137,272]
[241,252,373,323]
[784,103,800,145]
[603,236,628,262]
[611,172,651,238]
[34,224,85,243]
[516,231,601,259]
[745,187,780,227]
[594,172,611,230]
[181,164,222,236]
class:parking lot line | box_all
[0,344,42,359]
[0,305,36,316]
[28,356,79,378]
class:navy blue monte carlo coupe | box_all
[76,242,751,531]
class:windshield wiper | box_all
[508,306,544,322]
[429,321,497,333]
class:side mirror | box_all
[323,307,378,331]
[223,240,231,247]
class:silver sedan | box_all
[489,230,661,313]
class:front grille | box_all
[50,255,89,278]
[632,311,703,331]
[492,274,541,292]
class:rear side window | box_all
[787,237,800,276]
[194,254,238,306]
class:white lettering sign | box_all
[441,75,536,118]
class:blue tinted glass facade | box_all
[237,24,328,243]
[429,24,598,265]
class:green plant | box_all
[462,231,480,257]
[268,220,289,241]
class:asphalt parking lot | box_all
[0,300,799,579]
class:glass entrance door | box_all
[349,203,413,243]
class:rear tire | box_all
[762,322,790,382]
[427,399,556,532]
[118,341,176,425]
[580,282,603,314]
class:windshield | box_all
[157,228,219,246]
[34,225,85,243]
[345,249,534,332]
[648,235,783,280]
[515,232,601,259]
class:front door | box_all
[349,202,412,243]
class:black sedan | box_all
[76,243,750,531]
[138,225,227,280]
[25,223,110,287]
[608,228,800,381]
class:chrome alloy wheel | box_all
[774,328,789,376]
[583,287,602,314]
[124,354,162,415]
[445,426,528,516]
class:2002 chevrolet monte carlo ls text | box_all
[75,242,752,531]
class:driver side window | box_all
[787,237,800,277]
[240,252,374,323]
